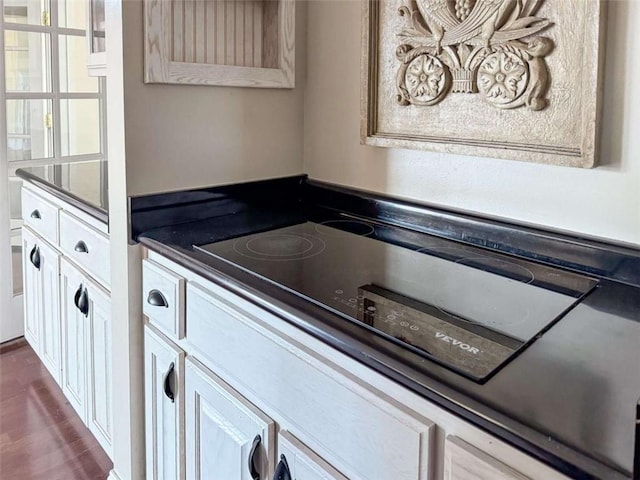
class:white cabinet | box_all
[22,228,41,352]
[185,357,275,480]
[60,258,113,458]
[444,436,531,480]
[85,277,113,457]
[187,281,434,480]
[21,184,113,460]
[143,250,577,480]
[277,431,348,480]
[143,259,185,340]
[145,325,185,480]
[22,227,61,383]
[38,239,62,384]
[61,258,88,419]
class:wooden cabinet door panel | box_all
[22,228,40,351]
[145,325,185,480]
[185,357,275,480]
[278,430,349,480]
[86,280,113,458]
[60,259,87,422]
[444,436,530,480]
[187,282,434,480]
[38,240,61,384]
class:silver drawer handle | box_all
[74,240,89,253]
[147,290,168,308]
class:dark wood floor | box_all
[0,339,113,479]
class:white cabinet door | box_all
[21,228,61,384]
[22,228,41,351]
[60,259,88,422]
[444,436,530,480]
[145,325,185,480]
[38,240,61,384]
[185,357,275,480]
[85,279,113,458]
[277,431,349,480]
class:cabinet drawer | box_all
[278,430,348,480]
[22,187,59,243]
[143,259,185,340]
[59,211,110,288]
[444,436,530,480]
[187,282,434,480]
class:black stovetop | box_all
[195,218,596,382]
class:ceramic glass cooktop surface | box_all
[195,220,596,382]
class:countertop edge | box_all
[139,236,630,480]
[16,168,109,225]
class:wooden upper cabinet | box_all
[144,0,295,88]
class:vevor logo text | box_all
[435,332,480,355]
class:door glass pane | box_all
[8,177,23,227]
[6,99,54,160]
[9,177,24,296]
[58,0,86,30]
[90,0,105,53]
[3,0,49,26]
[59,35,98,92]
[4,30,51,92]
[11,230,23,296]
[60,99,101,156]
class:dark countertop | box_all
[16,160,109,224]
[133,176,640,480]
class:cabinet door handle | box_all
[163,362,175,403]
[30,209,41,219]
[272,454,291,480]
[77,288,89,317]
[30,246,41,270]
[248,434,262,480]
[147,289,168,308]
[74,284,83,310]
[74,240,89,253]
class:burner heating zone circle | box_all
[233,233,326,261]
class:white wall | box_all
[122,0,307,197]
[304,0,640,246]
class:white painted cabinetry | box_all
[277,430,349,480]
[84,273,113,457]
[22,227,41,352]
[444,436,531,480]
[61,258,88,419]
[144,325,185,480]
[22,226,61,383]
[60,257,113,458]
[184,357,275,480]
[21,184,113,460]
[143,250,572,480]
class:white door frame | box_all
[0,2,25,343]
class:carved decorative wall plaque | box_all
[361,0,606,167]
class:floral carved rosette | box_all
[395,0,554,110]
